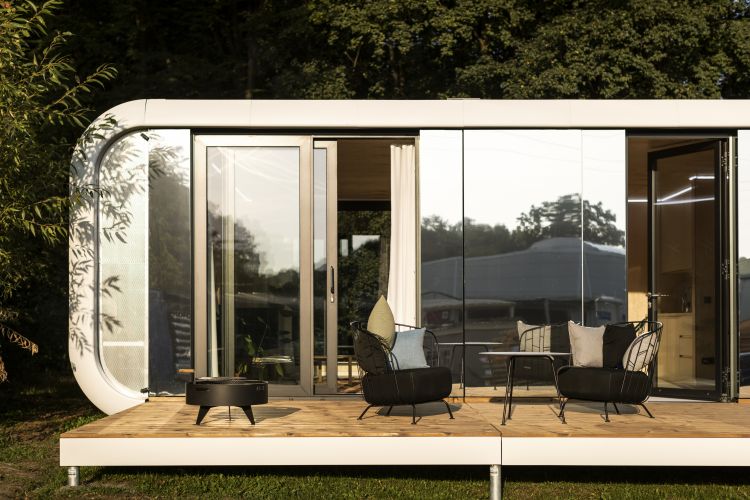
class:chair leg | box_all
[412,404,417,425]
[386,405,393,416]
[640,403,655,418]
[612,402,621,415]
[358,404,373,420]
[443,400,455,419]
[557,398,568,424]
[603,402,610,422]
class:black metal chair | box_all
[350,321,453,424]
[516,322,570,387]
[557,320,663,423]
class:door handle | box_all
[330,266,335,303]
[647,292,669,299]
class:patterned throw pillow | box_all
[367,295,396,346]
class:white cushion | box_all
[568,321,605,367]
[389,328,428,370]
[517,320,551,352]
[367,296,396,346]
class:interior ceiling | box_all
[628,138,716,193]
[337,139,413,201]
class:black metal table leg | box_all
[502,357,517,424]
[547,355,566,424]
[195,405,210,425]
[241,405,256,425]
[501,357,512,425]
[507,357,516,421]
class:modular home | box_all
[69,99,750,411]
[64,100,750,493]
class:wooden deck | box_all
[62,399,499,438]
[60,397,750,473]
[62,398,750,440]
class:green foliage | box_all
[59,0,750,101]
[0,0,115,381]
[500,0,740,98]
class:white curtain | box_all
[387,144,417,326]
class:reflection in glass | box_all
[419,130,463,394]
[651,145,717,392]
[207,146,300,384]
[463,130,582,394]
[313,148,327,387]
[740,132,750,393]
[99,132,149,393]
[582,131,627,326]
[148,130,192,395]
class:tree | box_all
[514,194,624,248]
[0,0,115,381]
[499,0,743,98]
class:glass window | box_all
[582,130,627,326]
[739,131,750,394]
[463,130,583,394]
[419,131,463,395]
[99,132,149,394]
[148,130,192,395]
[206,146,301,384]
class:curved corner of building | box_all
[67,335,146,415]
[67,98,151,416]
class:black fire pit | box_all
[186,377,268,425]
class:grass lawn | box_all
[3,378,750,498]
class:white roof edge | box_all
[91,98,750,130]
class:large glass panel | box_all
[740,132,750,396]
[582,131,627,326]
[206,146,300,384]
[313,147,328,388]
[419,130,464,395]
[651,144,718,394]
[148,130,192,395]
[99,132,149,393]
[463,130,582,395]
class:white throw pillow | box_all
[568,321,605,367]
[517,320,551,352]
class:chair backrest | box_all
[621,321,663,373]
[519,325,550,352]
[350,322,391,375]
[519,322,568,353]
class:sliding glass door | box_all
[194,135,312,396]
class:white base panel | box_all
[60,436,501,467]
[502,438,750,466]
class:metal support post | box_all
[489,464,502,500]
[67,466,80,487]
